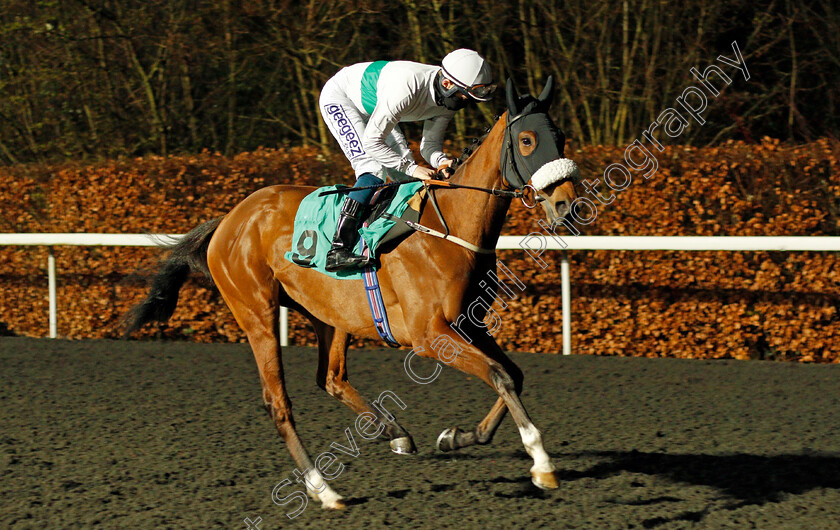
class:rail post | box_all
[280,306,289,346]
[48,247,57,338]
[561,250,571,356]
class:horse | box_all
[124,76,579,510]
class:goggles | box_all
[442,68,497,102]
[462,83,497,101]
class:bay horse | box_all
[125,77,579,510]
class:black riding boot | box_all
[325,196,376,271]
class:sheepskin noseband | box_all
[529,158,581,191]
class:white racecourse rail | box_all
[1,233,839,355]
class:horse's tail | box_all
[122,217,223,337]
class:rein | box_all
[425,179,545,209]
[319,177,521,198]
[425,179,520,198]
[317,177,545,207]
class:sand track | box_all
[1,338,839,528]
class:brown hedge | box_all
[1,139,838,362]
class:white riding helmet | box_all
[441,49,496,101]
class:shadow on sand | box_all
[562,450,840,506]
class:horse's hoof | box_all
[318,489,345,509]
[389,436,417,454]
[436,427,461,452]
[323,498,346,510]
[530,470,560,490]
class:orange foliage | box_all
[1,139,838,362]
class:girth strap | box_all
[359,225,401,347]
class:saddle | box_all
[284,182,426,280]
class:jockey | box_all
[319,48,496,271]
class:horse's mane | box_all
[455,116,500,166]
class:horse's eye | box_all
[522,138,532,146]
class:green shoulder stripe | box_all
[361,61,388,114]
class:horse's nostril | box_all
[554,201,570,219]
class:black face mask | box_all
[442,95,471,111]
[499,76,566,190]
[434,72,473,111]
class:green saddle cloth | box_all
[284,182,424,280]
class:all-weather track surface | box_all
[1,338,839,529]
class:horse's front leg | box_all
[435,331,515,451]
[414,316,558,489]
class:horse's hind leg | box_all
[311,319,416,454]
[208,258,344,510]
[437,397,508,452]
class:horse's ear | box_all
[506,78,520,116]
[537,75,554,109]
